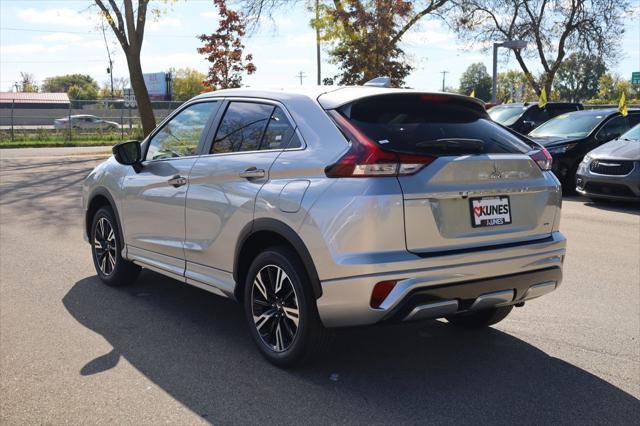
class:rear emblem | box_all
[489,163,504,179]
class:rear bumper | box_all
[316,231,566,327]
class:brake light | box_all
[326,111,435,178]
[529,147,553,171]
[370,280,398,308]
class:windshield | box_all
[488,106,526,125]
[529,113,604,138]
[621,124,640,141]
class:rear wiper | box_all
[414,138,485,153]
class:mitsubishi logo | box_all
[488,162,504,179]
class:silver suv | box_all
[83,87,566,366]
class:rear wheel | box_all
[91,206,140,286]
[446,305,513,328]
[243,246,328,367]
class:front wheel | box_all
[91,206,140,286]
[244,247,328,367]
[446,305,514,328]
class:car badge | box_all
[489,162,504,179]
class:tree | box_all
[496,70,536,102]
[242,1,450,86]
[198,0,256,90]
[94,0,156,136]
[459,63,492,101]
[554,53,606,102]
[42,74,100,100]
[170,68,207,101]
[453,0,630,96]
[597,73,631,101]
[19,72,38,93]
[100,77,129,98]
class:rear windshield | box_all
[339,95,532,156]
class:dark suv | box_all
[489,102,583,134]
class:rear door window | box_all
[212,102,274,153]
[339,95,532,156]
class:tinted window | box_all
[213,102,274,153]
[341,95,531,155]
[260,107,301,150]
[146,102,218,161]
[597,116,629,141]
[524,107,549,126]
[628,113,640,127]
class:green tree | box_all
[42,74,100,100]
[19,72,38,93]
[170,68,207,101]
[496,70,536,102]
[459,63,492,101]
[554,53,606,102]
[597,73,632,101]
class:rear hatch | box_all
[326,93,557,254]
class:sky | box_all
[1,0,639,94]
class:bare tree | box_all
[94,0,156,136]
[453,0,630,96]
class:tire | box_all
[562,163,580,195]
[90,206,140,287]
[243,246,328,367]
[446,305,514,328]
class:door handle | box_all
[239,167,266,179]
[167,175,188,187]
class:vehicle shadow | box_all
[564,195,640,215]
[63,272,640,424]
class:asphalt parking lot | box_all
[1,151,638,424]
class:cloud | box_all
[0,43,46,54]
[285,32,316,48]
[146,17,182,32]
[39,33,84,43]
[200,11,220,19]
[17,8,96,28]
[266,58,312,65]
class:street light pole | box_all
[440,70,448,92]
[492,40,527,104]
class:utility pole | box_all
[295,71,307,86]
[440,70,448,91]
[315,0,321,85]
[101,18,114,99]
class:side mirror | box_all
[113,140,142,172]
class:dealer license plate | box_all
[470,196,512,228]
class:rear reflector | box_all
[529,147,553,171]
[326,110,435,178]
[370,280,398,308]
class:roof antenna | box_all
[363,77,391,88]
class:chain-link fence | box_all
[0,99,184,145]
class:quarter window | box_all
[261,106,301,150]
[146,102,218,161]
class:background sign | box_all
[632,72,640,85]
[123,88,136,108]
[143,72,169,99]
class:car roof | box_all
[492,102,582,109]
[192,86,485,110]
[561,108,639,117]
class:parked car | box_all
[488,102,583,134]
[575,124,640,202]
[528,108,640,192]
[82,87,566,366]
[54,115,119,131]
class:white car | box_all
[54,115,119,131]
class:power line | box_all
[295,71,307,85]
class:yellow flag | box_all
[469,89,475,97]
[538,87,547,108]
[618,92,628,117]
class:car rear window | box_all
[338,95,532,156]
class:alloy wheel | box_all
[251,264,300,352]
[94,217,117,276]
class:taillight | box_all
[326,110,435,178]
[529,147,553,171]
[370,280,398,308]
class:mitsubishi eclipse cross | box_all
[83,86,566,366]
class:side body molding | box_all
[234,218,323,299]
